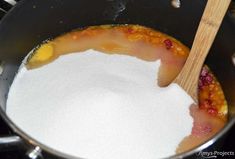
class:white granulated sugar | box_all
[7,49,193,159]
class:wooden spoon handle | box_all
[174,0,231,102]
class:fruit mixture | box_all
[27,25,227,154]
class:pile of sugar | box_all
[6,50,193,159]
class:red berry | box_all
[201,77,209,86]
[192,122,212,136]
[208,108,218,115]
[201,67,208,77]
[127,28,134,33]
[163,39,173,50]
[198,79,203,90]
[205,74,213,84]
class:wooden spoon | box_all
[173,0,231,103]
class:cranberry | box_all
[163,39,173,50]
[192,122,212,136]
[198,79,203,90]
[201,67,208,77]
[201,77,209,86]
[205,74,213,84]
[208,107,218,115]
[127,28,134,34]
[201,125,212,134]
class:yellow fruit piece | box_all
[219,103,228,116]
[30,44,53,62]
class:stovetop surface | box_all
[0,117,26,159]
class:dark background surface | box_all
[0,0,235,158]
